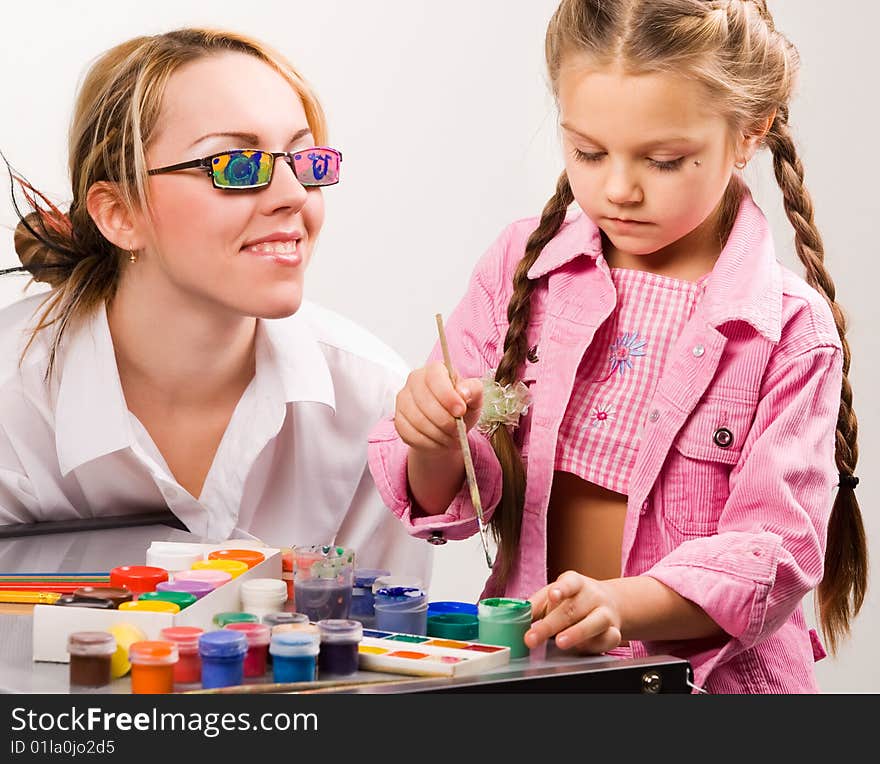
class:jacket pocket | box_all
[661,396,757,537]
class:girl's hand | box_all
[393,360,484,455]
[525,571,624,654]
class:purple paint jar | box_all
[198,630,248,689]
[350,569,390,629]
[373,587,428,635]
[316,619,363,676]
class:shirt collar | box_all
[55,304,336,477]
[525,191,781,342]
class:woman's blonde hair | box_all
[9,27,328,377]
[489,0,865,654]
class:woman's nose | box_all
[262,155,309,213]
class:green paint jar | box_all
[477,598,532,659]
[137,590,198,610]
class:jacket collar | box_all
[55,304,335,477]
[526,191,782,342]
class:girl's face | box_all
[142,52,324,318]
[557,60,744,262]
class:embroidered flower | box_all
[477,374,532,437]
[586,402,616,429]
[608,331,647,377]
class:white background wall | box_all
[1,1,876,692]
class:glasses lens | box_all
[291,148,340,187]
[211,150,273,188]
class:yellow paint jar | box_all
[118,600,180,614]
[108,623,148,678]
[191,559,248,579]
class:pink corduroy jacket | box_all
[367,192,842,693]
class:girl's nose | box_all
[604,162,644,206]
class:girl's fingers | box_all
[424,362,469,418]
[395,395,458,450]
[554,607,616,650]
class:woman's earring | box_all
[128,249,138,264]
[734,159,747,170]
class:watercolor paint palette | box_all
[357,629,511,677]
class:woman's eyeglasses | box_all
[147,147,342,190]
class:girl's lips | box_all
[604,217,652,232]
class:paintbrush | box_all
[435,313,494,570]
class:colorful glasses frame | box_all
[147,147,342,190]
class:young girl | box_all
[0,28,432,585]
[367,0,865,692]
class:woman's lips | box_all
[241,239,303,266]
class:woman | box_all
[0,28,431,582]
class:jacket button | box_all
[692,344,705,358]
[640,500,649,515]
[648,409,660,423]
[713,427,734,448]
[527,345,539,363]
[427,531,447,546]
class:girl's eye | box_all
[648,157,686,172]
[572,148,604,163]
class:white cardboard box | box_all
[32,542,282,663]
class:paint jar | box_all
[68,631,116,688]
[239,578,288,619]
[109,565,169,596]
[281,548,294,605]
[199,630,248,689]
[72,586,133,608]
[137,590,198,611]
[373,587,428,635]
[55,594,115,609]
[212,611,259,628]
[129,640,179,694]
[316,619,363,676]
[156,578,214,600]
[208,548,265,569]
[224,622,271,677]
[160,626,204,685]
[118,600,180,615]
[477,597,532,659]
[293,545,355,621]
[145,543,205,573]
[262,612,310,629]
[108,623,148,679]
[427,613,479,641]
[191,558,248,579]
[172,568,232,590]
[270,627,321,684]
[350,569,390,629]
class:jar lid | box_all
[199,630,248,658]
[212,611,258,628]
[129,640,179,666]
[156,579,214,599]
[208,548,266,569]
[67,631,117,657]
[269,629,321,657]
[271,623,320,636]
[427,600,478,617]
[374,586,425,602]
[240,578,287,598]
[72,586,133,607]
[160,626,205,651]
[172,569,232,587]
[109,565,169,594]
[371,575,423,593]
[316,619,363,644]
[137,591,198,610]
[145,545,204,572]
[353,569,391,588]
[191,559,248,578]
[224,622,271,646]
[262,612,310,628]
[55,594,116,609]
[118,600,180,614]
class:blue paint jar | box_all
[373,587,428,635]
[427,600,479,617]
[270,627,321,684]
[317,619,363,676]
[350,569,390,629]
[198,630,248,689]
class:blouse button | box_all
[427,531,447,546]
[648,409,660,423]
[692,344,705,358]
[713,427,734,448]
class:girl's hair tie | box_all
[839,474,859,491]
[476,374,532,437]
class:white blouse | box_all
[0,293,432,585]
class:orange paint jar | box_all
[208,548,265,569]
[129,641,179,694]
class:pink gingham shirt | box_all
[557,268,708,493]
[368,191,842,693]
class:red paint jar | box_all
[159,626,204,685]
[224,622,271,678]
[109,565,169,596]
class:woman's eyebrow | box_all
[188,127,313,149]
[560,122,697,150]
